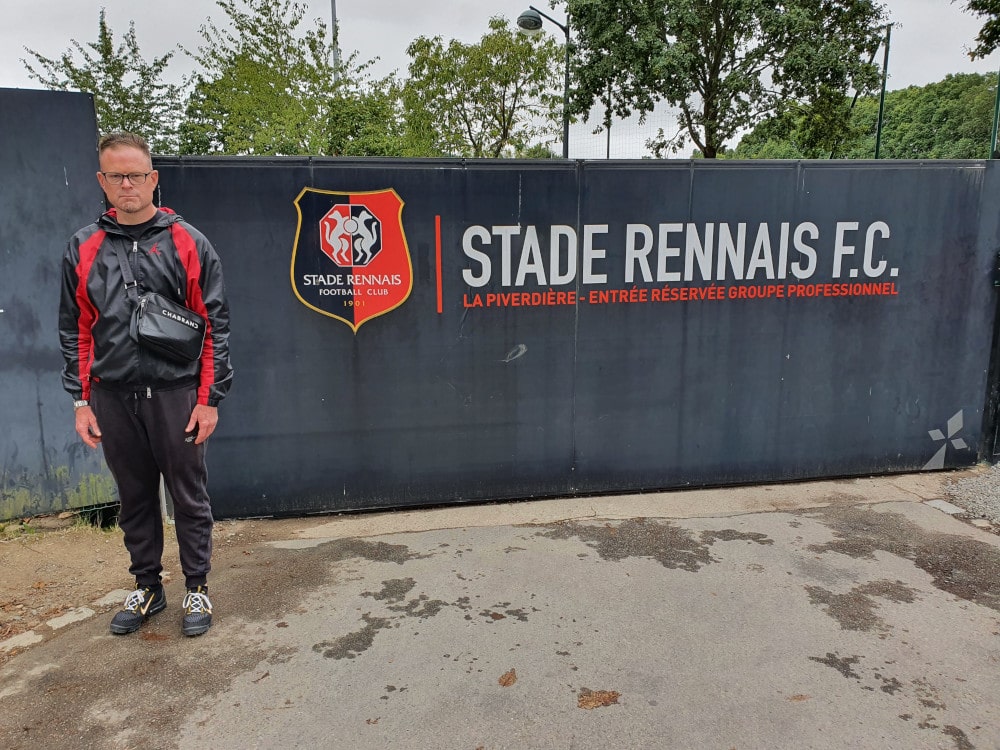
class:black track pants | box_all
[92,384,213,588]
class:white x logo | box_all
[922,410,967,470]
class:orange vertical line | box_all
[435,214,443,314]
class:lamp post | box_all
[874,24,891,159]
[331,0,341,73]
[517,6,570,159]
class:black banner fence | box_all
[3,89,999,519]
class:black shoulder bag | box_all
[114,244,207,363]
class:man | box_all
[59,132,233,637]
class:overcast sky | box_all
[2,0,996,157]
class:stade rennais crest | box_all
[291,188,413,332]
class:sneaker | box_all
[182,586,212,636]
[109,585,166,634]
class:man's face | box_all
[96,145,159,222]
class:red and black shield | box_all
[291,188,413,332]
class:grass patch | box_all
[0,521,45,540]
[0,503,121,540]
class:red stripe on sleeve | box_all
[75,230,105,400]
[170,223,214,404]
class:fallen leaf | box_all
[366,717,380,725]
[788,694,811,702]
[252,671,270,683]
[276,622,289,628]
[499,668,517,687]
[577,688,620,709]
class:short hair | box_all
[98,132,151,159]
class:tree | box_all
[402,16,564,158]
[727,108,818,158]
[179,0,404,156]
[961,0,1000,59]
[565,0,888,158]
[732,73,997,159]
[845,73,996,159]
[322,80,411,157]
[21,9,184,153]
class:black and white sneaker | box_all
[109,585,166,634]
[182,586,212,636]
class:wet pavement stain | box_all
[478,604,537,623]
[800,506,1000,612]
[380,685,408,701]
[536,518,773,572]
[503,608,534,622]
[312,613,393,659]
[362,578,417,605]
[317,538,426,565]
[804,579,918,633]
[266,646,297,666]
[809,651,863,679]
[700,529,774,546]
[808,649,976,748]
[316,581,491,662]
[912,677,948,711]
[361,578,460,619]
[391,594,450,619]
[877,674,904,695]
[942,725,976,750]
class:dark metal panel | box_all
[154,158,582,516]
[148,156,999,518]
[571,161,994,489]
[0,89,109,519]
[981,162,1000,458]
[4,87,997,521]
[788,162,992,472]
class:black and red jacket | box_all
[59,208,233,406]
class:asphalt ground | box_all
[2,471,999,750]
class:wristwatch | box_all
[73,400,89,409]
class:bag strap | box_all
[113,243,140,306]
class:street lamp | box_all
[517,6,570,159]
[874,24,891,159]
[331,0,341,79]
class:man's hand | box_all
[74,405,102,449]
[185,404,218,445]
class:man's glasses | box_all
[101,171,153,185]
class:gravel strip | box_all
[944,463,1000,524]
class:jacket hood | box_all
[98,207,183,233]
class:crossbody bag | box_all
[114,243,207,363]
